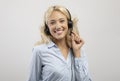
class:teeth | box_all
[55,30,63,34]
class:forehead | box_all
[48,11,67,21]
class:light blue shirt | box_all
[27,41,92,81]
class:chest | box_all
[40,49,72,77]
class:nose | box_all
[55,26,60,29]
[55,22,61,29]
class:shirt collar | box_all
[47,41,57,49]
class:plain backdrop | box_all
[0,0,120,81]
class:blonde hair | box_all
[35,5,79,47]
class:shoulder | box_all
[31,44,49,59]
[32,43,48,53]
[31,44,49,58]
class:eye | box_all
[60,20,65,23]
[50,21,55,25]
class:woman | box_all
[27,5,92,81]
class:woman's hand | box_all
[71,32,84,57]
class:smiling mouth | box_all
[55,30,63,35]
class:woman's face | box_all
[47,11,68,40]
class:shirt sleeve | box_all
[74,48,92,81]
[27,47,42,81]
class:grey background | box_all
[0,0,120,81]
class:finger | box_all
[71,31,80,37]
[71,32,80,42]
[75,37,79,44]
[71,33,75,41]
[79,38,85,47]
[73,34,81,44]
[75,37,84,45]
[76,36,80,43]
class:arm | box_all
[71,32,92,81]
[27,47,42,81]
[74,48,92,81]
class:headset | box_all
[44,6,73,35]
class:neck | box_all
[52,38,69,60]
[53,38,68,49]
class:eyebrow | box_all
[49,18,65,22]
[49,20,55,22]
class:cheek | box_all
[48,26,55,33]
[65,23,69,29]
[66,25,69,31]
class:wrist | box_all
[73,50,81,58]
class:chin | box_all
[51,32,67,40]
[54,35,65,40]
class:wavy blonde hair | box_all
[35,5,79,47]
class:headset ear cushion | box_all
[68,20,73,29]
[44,24,51,35]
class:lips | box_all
[55,30,63,35]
